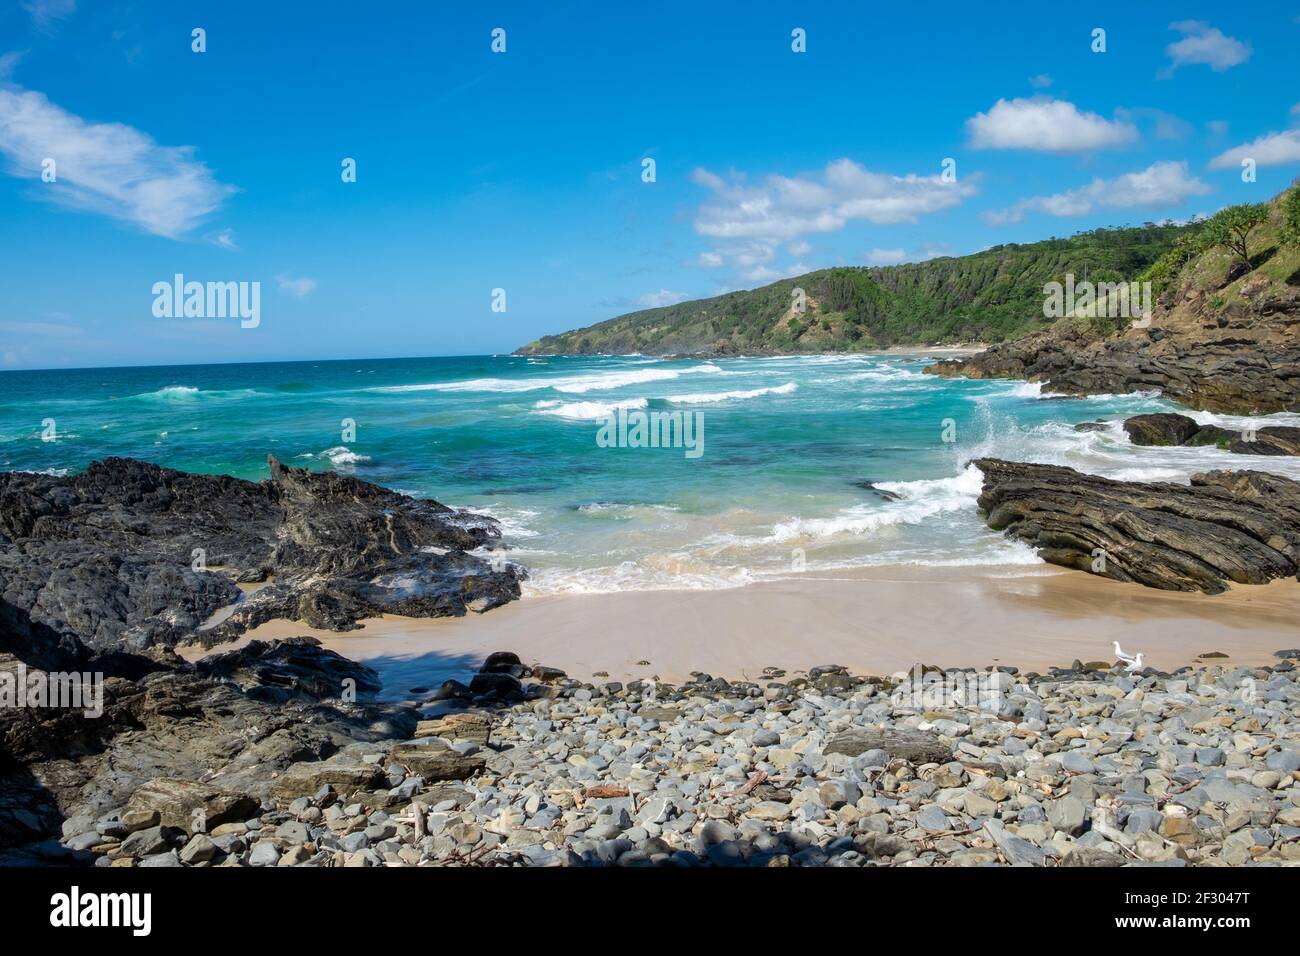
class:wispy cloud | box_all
[966,97,1137,153]
[0,86,235,238]
[865,248,906,265]
[22,0,76,30]
[0,51,24,81]
[210,228,239,250]
[984,161,1210,225]
[1164,21,1251,73]
[636,289,687,308]
[690,159,976,278]
[276,274,317,298]
[1028,74,1052,89]
[1209,130,1300,169]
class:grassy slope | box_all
[516,223,1189,355]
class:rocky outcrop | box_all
[0,455,524,657]
[0,641,416,849]
[1122,413,1300,455]
[926,295,1300,414]
[0,456,533,853]
[973,458,1300,593]
[926,189,1300,414]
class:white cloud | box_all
[1209,129,1300,169]
[966,97,1137,153]
[865,248,906,265]
[0,86,235,238]
[1165,21,1251,73]
[865,243,951,266]
[636,289,687,308]
[1028,74,1052,89]
[22,0,75,30]
[1290,102,1300,121]
[690,159,976,276]
[694,251,723,268]
[985,161,1211,225]
[210,228,238,251]
[276,274,317,298]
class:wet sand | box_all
[181,566,1300,700]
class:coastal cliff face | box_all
[927,187,1300,414]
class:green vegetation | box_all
[1201,203,1271,272]
[1139,183,1300,310]
[518,224,1189,355]
[1281,184,1300,248]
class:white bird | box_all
[1112,641,1144,673]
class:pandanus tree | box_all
[1202,203,1270,273]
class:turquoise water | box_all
[5,353,1300,593]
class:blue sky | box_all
[1,1,1298,370]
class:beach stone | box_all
[1046,796,1086,836]
[248,842,281,867]
[270,758,387,801]
[1266,749,1300,773]
[119,826,173,858]
[415,712,492,745]
[386,742,485,781]
[125,779,258,833]
[824,729,951,765]
[179,833,219,865]
[1060,752,1095,774]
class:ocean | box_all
[6,352,1300,595]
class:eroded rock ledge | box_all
[973,458,1300,593]
[0,455,525,659]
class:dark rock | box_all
[1123,413,1202,446]
[194,636,381,703]
[479,651,522,673]
[974,458,1300,593]
[824,728,951,765]
[469,672,523,700]
[0,455,526,657]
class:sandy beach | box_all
[184,565,1300,699]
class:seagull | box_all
[1113,641,1144,673]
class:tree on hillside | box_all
[1202,203,1270,272]
[1281,186,1300,248]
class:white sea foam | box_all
[467,505,541,539]
[663,382,797,404]
[532,397,648,420]
[129,385,262,402]
[525,559,756,595]
[374,364,723,396]
[319,445,371,470]
[771,465,985,543]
